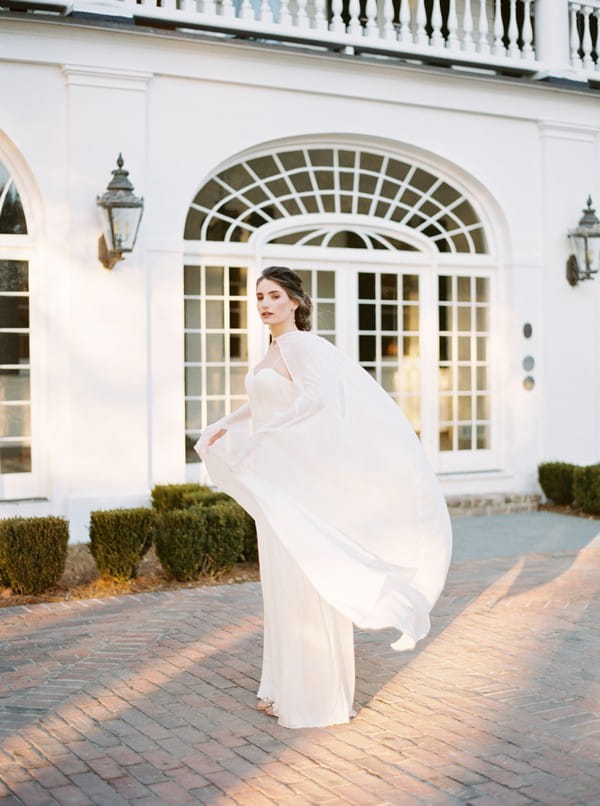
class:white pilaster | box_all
[62,65,153,537]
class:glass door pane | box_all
[356,268,421,435]
[295,268,337,343]
[184,264,249,463]
[437,273,491,457]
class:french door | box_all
[185,253,496,476]
[262,255,496,474]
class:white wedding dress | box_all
[195,331,452,729]
[248,368,356,728]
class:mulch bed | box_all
[538,502,600,520]
[0,544,260,608]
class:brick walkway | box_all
[1,524,599,804]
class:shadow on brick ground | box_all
[1,539,599,803]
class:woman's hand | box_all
[208,428,227,446]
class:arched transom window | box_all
[185,147,488,255]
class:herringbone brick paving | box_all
[0,526,599,804]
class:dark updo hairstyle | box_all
[258,266,313,332]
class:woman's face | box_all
[256,278,298,328]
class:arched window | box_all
[0,160,32,482]
[184,142,497,475]
[185,146,488,254]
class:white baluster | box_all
[430,0,444,48]
[330,0,344,33]
[364,0,378,36]
[296,0,309,28]
[313,0,327,30]
[521,0,533,60]
[581,6,594,69]
[221,0,235,18]
[570,4,581,68]
[415,0,428,46]
[462,0,474,52]
[507,0,519,57]
[257,0,268,22]
[347,0,362,35]
[238,0,254,20]
[399,0,412,44]
[446,0,459,51]
[477,0,490,54]
[595,10,600,71]
[203,0,217,16]
[279,0,292,26]
[381,0,395,41]
[493,0,505,56]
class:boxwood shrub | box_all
[89,508,155,581]
[537,462,576,505]
[151,482,258,562]
[0,516,69,594]
[151,483,211,512]
[154,502,245,581]
[573,464,600,514]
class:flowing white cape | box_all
[195,331,452,650]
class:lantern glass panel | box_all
[110,206,142,252]
[586,235,600,275]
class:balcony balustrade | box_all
[2,0,598,82]
[569,1,600,76]
[124,0,540,75]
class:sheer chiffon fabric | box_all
[195,331,452,728]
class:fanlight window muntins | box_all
[266,226,421,251]
[185,147,489,255]
[0,162,28,235]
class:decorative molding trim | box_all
[62,65,153,91]
[538,120,600,143]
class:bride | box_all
[195,266,452,729]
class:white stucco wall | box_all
[0,17,599,538]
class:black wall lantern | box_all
[97,154,144,270]
[567,196,600,286]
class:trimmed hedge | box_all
[573,464,600,514]
[203,502,246,574]
[182,490,230,508]
[151,482,258,562]
[154,502,244,581]
[0,516,69,594]
[89,508,155,581]
[151,483,211,512]
[538,462,576,505]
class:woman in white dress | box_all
[195,266,452,729]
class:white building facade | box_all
[0,0,599,539]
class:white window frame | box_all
[0,240,46,500]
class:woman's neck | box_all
[270,324,299,340]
